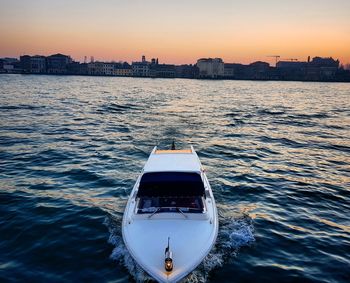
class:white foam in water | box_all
[105,213,254,283]
[105,216,153,282]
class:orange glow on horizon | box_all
[0,0,349,65]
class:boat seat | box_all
[137,195,204,212]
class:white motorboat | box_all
[122,145,218,282]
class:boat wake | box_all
[105,212,254,282]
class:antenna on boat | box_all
[164,237,173,272]
[171,141,175,150]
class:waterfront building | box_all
[113,62,132,76]
[132,62,150,77]
[1,58,21,73]
[277,57,340,81]
[175,64,198,78]
[277,61,307,81]
[150,63,176,78]
[20,55,46,73]
[224,63,244,79]
[308,57,339,81]
[310,57,339,68]
[78,63,89,75]
[334,67,350,82]
[30,56,46,73]
[67,62,88,75]
[246,61,270,80]
[197,58,224,78]
[20,55,31,73]
[47,53,72,74]
[88,62,103,75]
[101,62,114,75]
[268,66,280,80]
[3,63,14,73]
[132,56,151,77]
[88,62,115,76]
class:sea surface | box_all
[0,75,349,283]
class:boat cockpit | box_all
[135,172,206,214]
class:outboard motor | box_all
[164,237,173,272]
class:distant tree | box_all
[345,64,350,70]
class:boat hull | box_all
[122,147,218,282]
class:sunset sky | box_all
[0,0,349,65]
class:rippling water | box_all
[0,75,349,283]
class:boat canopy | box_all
[137,172,205,197]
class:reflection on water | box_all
[0,75,349,283]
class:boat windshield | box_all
[136,172,205,214]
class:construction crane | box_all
[267,55,280,66]
[282,58,298,62]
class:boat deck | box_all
[155,149,193,154]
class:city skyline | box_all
[3,53,348,82]
[1,0,349,65]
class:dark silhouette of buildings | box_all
[150,59,176,78]
[47,54,72,74]
[197,58,224,78]
[1,53,349,82]
[132,56,151,77]
[276,57,340,81]
[1,57,20,73]
[277,61,308,81]
[175,64,199,79]
[30,55,47,73]
[114,62,132,76]
[20,55,31,73]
